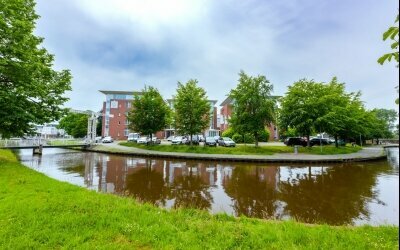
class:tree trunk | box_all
[190,134,193,146]
[254,132,258,147]
[149,133,153,145]
[334,135,338,148]
[307,134,310,147]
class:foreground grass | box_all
[0,149,397,249]
[119,142,362,155]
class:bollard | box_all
[294,145,298,154]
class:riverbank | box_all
[85,142,387,163]
[0,149,398,249]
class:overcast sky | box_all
[35,0,399,113]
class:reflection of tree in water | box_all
[170,164,213,210]
[279,163,390,225]
[124,161,168,207]
[223,167,279,219]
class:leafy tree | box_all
[174,79,210,145]
[365,108,398,142]
[279,79,324,146]
[127,86,170,143]
[378,14,399,104]
[58,112,88,138]
[378,14,399,66]
[0,0,72,138]
[229,71,276,147]
[314,78,366,147]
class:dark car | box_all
[309,138,329,146]
[284,137,307,146]
[205,136,217,146]
[184,135,200,145]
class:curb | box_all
[82,147,389,164]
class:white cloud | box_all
[35,0,399,114]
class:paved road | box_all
[90,141,390,163]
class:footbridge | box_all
[0,139,90,155]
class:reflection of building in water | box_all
[221,165,280,191]
[94,156,219,194]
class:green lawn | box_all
[0,149,397,249]
[119,142,362,155]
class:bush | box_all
[258,129,270,142]
[221,127,235,138]
[232,133,255,143]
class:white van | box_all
[127,133,140,142]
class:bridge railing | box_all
[0,138,46,147]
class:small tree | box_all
[280,79,325,146]
[127,86,170,144]
[229,71,276,147]
[174,79,210,145]
[58,112,89,138]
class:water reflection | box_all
[18,147,399,226]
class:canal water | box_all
[17,147,399,226]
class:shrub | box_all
[232,133,255,143]
[258,129,270,142]
[221,127,235,138]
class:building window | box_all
[124,129,129,136]
[118,113,121,117]
[110,100,118,109]
[118,121,121,125]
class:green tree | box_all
[174,79,210,145]
[378,14,399,66]
[58,112,88,138]
[378,14,399,105]
[314,78,366,147]
[0,0,72,138]
[127,86,170,143]
[279,79,323,146]
[229,71,276,147]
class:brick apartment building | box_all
[100,90,220,140]
[219,96,279,141]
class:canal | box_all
[17,147,398,226]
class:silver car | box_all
[171,136,184,145]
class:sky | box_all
[34,0,399,113]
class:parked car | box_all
[127,133,140,142]
[167,136,175,141]
[95,136,103,143]
[171,136,184,145]
[218,137,236,147]
[137,137,149,144]
[184,135,200,145]
[214,136,221,142]
[102,136,113,143]
[284,137,307,146]
[198,135,205,142]
[309,138,329,146]
[149,137,161,144]
[205,136,217,146]
[329,138,346,146]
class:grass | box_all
[0,149,397,249]
[119,142,363,155]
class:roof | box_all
[99,90,143,96]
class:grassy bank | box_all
[0,149,397,249]
[119,142,362,155]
